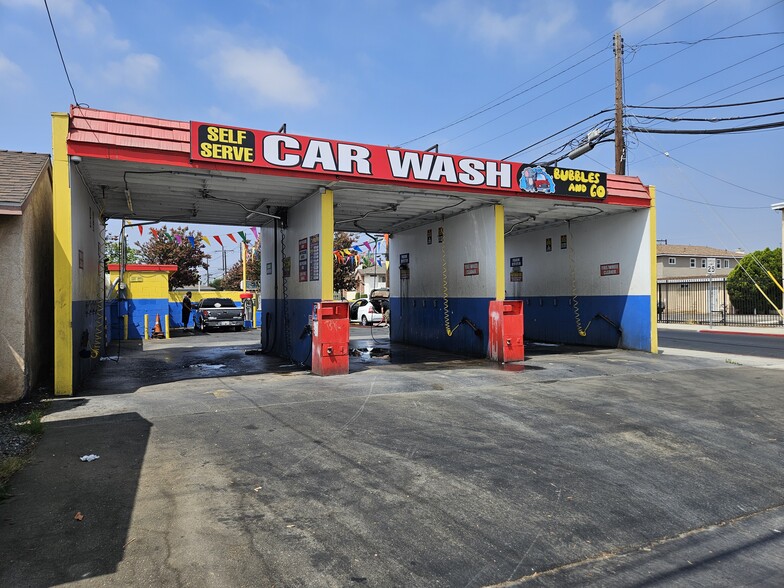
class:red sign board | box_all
[190,121,608,200]
[464,262,480,276]
[600,263,620,276]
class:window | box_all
[700,258,706,268]
[724,259,730,268]
[668,257,676,265]
[690,258,696,268]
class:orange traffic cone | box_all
[152,314,164,339]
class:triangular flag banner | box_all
[150,228,159,239]
[227,234,237,243]
[377,257,383,266]
[162,231,171,241]
[250,227,258,240]
[174,235,182,244]
[202,235,210,245]
[385,260,390,270]
[188,236,195,247]
[353,245,362,252]
[138,226,143,236]
[214,236,223,247]
[238,231,247,242]
[363,241,371,250]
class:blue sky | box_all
[2,0,783,273]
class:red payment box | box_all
[488,300,524,363]
[311,301,350,376]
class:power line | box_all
[633,31,784,47]
[626,1,784,89]
[631,109,784,123]
[635,42,784,106]
[628,95,784,110]
[395,0,670,147]
[657,189,772,209]
[627,119,784,134]
[634,136,781,201]
[44,0,81,107]
[501,110,613,161]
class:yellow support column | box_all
[321,189,334,301]
[52,113,73,396]
[144,314,149,340]
[648,185,659,354]
[493,204,505,300]
[165,315,170,339]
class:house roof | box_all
[0,150,51,214]
[657,244,740,257]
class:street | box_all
[659,326,784,360]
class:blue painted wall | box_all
[515,294,651,350]
[390,296,490,357]
[107,298,170,339]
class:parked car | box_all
[194,297,245,332]
[349,288,390,325]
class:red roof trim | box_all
[108,264,178,272]
[68,106,650,207]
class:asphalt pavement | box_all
[1,326,783,587]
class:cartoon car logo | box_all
[519,165,555,194]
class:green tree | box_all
[334,231,359,293]
[220,240,261,290]
[136,225,210,289]
[105,234,140,264]
[727,247,782,314]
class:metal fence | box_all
[657,277,783,327]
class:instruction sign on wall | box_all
[600,263,620,276]
[464,262,480,276]
[298,238,308,282]
[309,234,320,281]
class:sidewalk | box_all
[659,322,784,337]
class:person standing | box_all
[182,291,193,329]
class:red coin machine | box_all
[311,301,350,376]
[488,300,524,363]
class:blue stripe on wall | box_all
[514,295,651,351]
[390,297,490,357]
[259,297,319,365]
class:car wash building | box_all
[53,106,656,395]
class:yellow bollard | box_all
[144,314,149,340]
[164,315,170,339]
[252,309,257,329]
[123,315,128,340]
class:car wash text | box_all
[191,121,605,198]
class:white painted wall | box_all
[390,205,498,299]
[504,209,651,298]
[70,166,104,303]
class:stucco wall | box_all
[22,166,54,396]
[0,165,52,402]
[0,215,26,402]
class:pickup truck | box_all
[194,298,245,332]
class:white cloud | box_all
[425,0,579,49]
[1,0,130,50]
[203,45,323,109]
[101,53,161,90]
[606,0,753,37]
[0,53,27,90]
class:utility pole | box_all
[614,31,626,175]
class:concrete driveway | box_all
[1,330,783,587]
